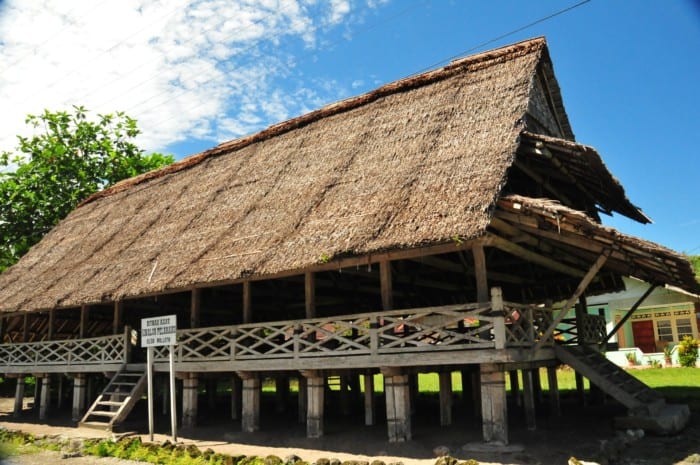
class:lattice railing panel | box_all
[504,304,554,347]
[0,334,126,369]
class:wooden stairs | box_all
[554,344,689,433]
[79,364,147,431]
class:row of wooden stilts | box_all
[9,363,577,444]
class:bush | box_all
[678,336,700,367]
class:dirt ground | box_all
[0,393,698,465]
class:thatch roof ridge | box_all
[81,37,547,207]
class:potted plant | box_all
[663,344,673,366]
[625,351,638,366]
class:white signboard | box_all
[141,315,177,347]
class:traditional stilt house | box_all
[0,37,697,442]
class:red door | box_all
[631,320,656,353]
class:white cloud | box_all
[0,0,372,157]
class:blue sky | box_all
[1,0,699,253]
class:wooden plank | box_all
[380,260,393,311]
[488,233,585,278]
[546,366,560,417]
[534,250,610,352]
[514,160,574,207]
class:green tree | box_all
[687,255,700,283]
[0,106,173,271]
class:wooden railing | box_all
[153,303,508,363]
[556,314,607,345]
[503,303,555,347]
[0,300,605,372]
[0,332,128,370]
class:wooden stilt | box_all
[439,371,452,426]
[364,373,375,426]
[546,366,561,417]
[57,376,64,409]
[297,376,307,424]
[533,368,543,404]
[182,375,198,428]
[471,370,482,419]
[39,375,51,420]
[275,376,288,414]
[509,370,521,406]
[522,369,536,431]
[13,378,25,418]
[231,375,241,421]
[33,377,41,412]
[575,373,586,406]
[303,371,324,438]
[383,369,411,442]
[480,363,508,445]
[340,376,351,416]
[71,374,86,421]
[207,379,217,410]
[239,373,260,432]
[162,377,169,415]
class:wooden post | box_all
[380,260,393,310]
[231,375,241,420]
[243,281,252,324]
[79,306,90,338]
[0,316,6,343]
[13,378,25,417]
[439,371,452,426]
[480,363,508,445]
[72,374,86,421]
[191,288,201,329]
[364,372,375,426]
[47,309,55,340]
[575,296,587,345]
[22,314,29,342]
[39,375,51,420]
[522,369,536,431]
[239,372,260,432]
[302,370,324,438]
[182,374,198,428]
[546,366,561,417]
[305,271,316,318]
[383,368,411,442]
[113,301,123,335]
[473,245,488,303]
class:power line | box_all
[414,0,592,75]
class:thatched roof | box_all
[0,37,694,314]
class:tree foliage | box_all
[0,106,173,271]
[687,255,700,283]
